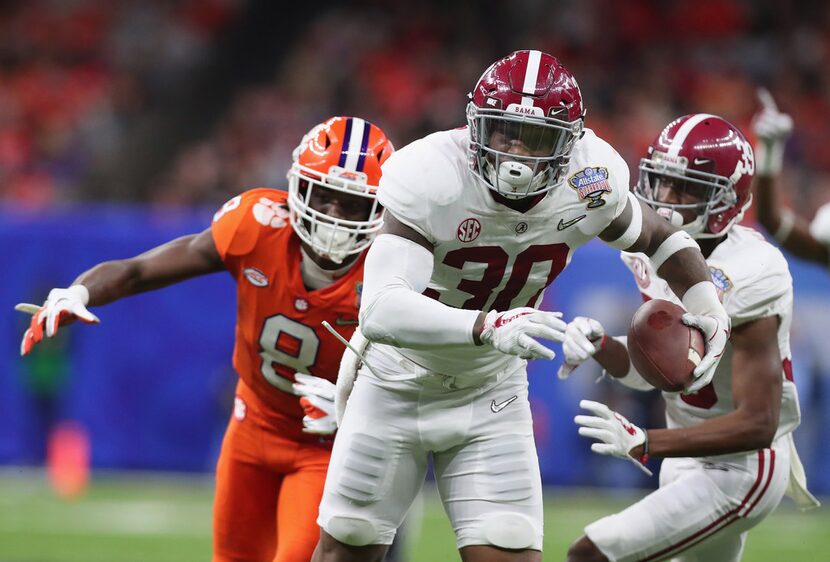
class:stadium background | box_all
[1,0,829,560]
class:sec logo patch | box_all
[457,218,481,242]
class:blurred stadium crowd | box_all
[1,0,829,212]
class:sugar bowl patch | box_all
[568,167,612,208]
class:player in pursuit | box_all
[18,116,394,562]
[560,114,819,562]
[313,51,732,562]
[750,88,830,268]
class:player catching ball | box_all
[560,114,819,562]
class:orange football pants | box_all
[212,392,330,562]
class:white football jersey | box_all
[375,126,630,379]
[621,225,801,445]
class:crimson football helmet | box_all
[635,114,755,238]
[467,50,585,199]
[287,116,393,263]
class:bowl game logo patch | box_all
[709,267,733,300]
[568,167,612,208]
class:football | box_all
[627,299,706,392]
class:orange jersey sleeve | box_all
[211,189,366,443]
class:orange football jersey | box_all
[211,188,364,443]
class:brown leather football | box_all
[627,299,706,392]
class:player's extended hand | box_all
[557,316,606,379]
[681,311,729,394]
[293,373,337,435]
[575,399,652,476]
[480,307,566,361]
[752,88,793,176]
[18,286,99,357]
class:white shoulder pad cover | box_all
[714,229,793,327]
[378,131,465,244]
[569,130,632,238]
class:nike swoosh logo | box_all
[334,317,359,326]
[490,395,518,413]
[557,215,587,231]
[694,158,710,165]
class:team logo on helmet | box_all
[568,167,612,208]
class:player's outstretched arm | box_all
[752,89,830,267]
[358,213,565,360]
[600,195,729,393]
[19,228,224,356]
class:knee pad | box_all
[325,515,379,547]
[480,512,539,550]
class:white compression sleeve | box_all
[359,234,480,348]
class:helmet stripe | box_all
[337,118,353,167]
[521,50,543,94]
[356,121,372,171]
[340,117,367,171]
[667,113,716,158]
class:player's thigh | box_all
[274,446,330,562]
[318,374,428,547]
[434,372,543,553]
[585,447,789,562]
[213,416,281,562]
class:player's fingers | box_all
[29,309,46,343]
[579,399,610,417]
[591,443,616,456]
[533,312,567,332]
[71,304,99,325]
[578,427,612,443]
[44,306,66,338]
[557,363,576,380]
[20,328,35,356]
[524,323,566,344]
[757,87,777,111]
[574,415,606,430]
[15,303,41,315]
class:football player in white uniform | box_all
[561,114,820,562]
[312,51,733,562]
[751,88,830,267]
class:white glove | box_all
[681,311,729,394]
[575,399,652,476]
[19,285,99,356]
[557,317,606,379]
[809,202,830,246]
[752,88,793,176]
[293,373,337,435]
[335,328,369,426]
[480,307,566,360]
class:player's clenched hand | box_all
[19,285,99,357]
[575,399,652,476]
[681,312,729,394]
[557,316,606,379]
[293,373,337,435]
[480,307,566,361]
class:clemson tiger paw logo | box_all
[253,198,290,228]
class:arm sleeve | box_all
[359,234,480,348]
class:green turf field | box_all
[0,469,825,561]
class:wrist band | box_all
[773,209,795,243]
